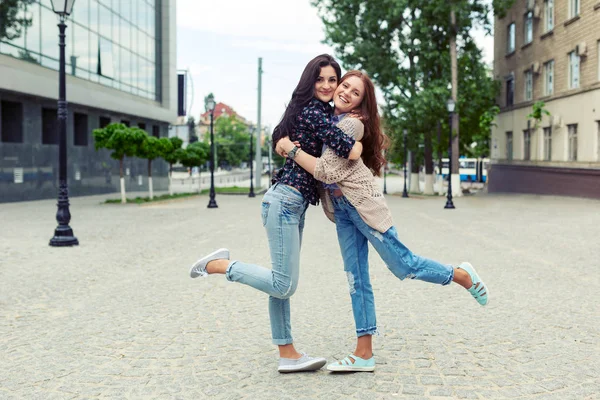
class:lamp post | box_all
[383,157,388,195]
[206,94,218,208]
[402,129,409,198]
[445,98,456,209]
[49,0,78,247]
[248,126,255,197]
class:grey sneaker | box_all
[278,353,327,373]
[189,248,230,278]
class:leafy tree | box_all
[312,0,512,192]
[187,116,198,143]
[93,123,146,203]
[211,115,251,168]
[527,101,551,130]
[137,134,173,199]
[161,137,185,195]
[0,0,34,41]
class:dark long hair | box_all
[272,54,341,147]
[342,70,390,176]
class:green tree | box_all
[161,137,185,195]
[312,0,511,193]
[180,142,209,192]
[0,0,34,41]
[93,123,146,203]
[211,115,251,168]
[138,134,173,199]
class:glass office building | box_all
[1,0,158,100]
[0,0,177,202]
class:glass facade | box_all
[0,0,159,100]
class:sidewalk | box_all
[0,191,598,399]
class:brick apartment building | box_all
[489,0,600,198]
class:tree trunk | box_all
[423,126,434,194]
[148,159,153,200]
[119,157,126,204]
[450,7,461,197]
[410,151,420,193]
[168,163,173,196]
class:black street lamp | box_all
[49,0,78,247]
[402,129,409,198]
[383,156,388,195]
[445,98,456,209]
[248,126,255,198]
[206,94,218,208]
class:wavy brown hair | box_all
[342,70,390,176]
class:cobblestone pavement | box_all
[1,183,599,399]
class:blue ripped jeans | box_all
[225,183,308,345]
[331,194,454,337]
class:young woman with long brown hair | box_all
[188,55,363,373]
[276,70,489,372]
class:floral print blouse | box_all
[273,98,355,205]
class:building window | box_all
[506,75,514,106]
[1,101,24,143]
[507,23,515,53]
[152,125,160,137]
[544,60,554,95]
[569,51,580,89]
[524,12,533,44]
[597,41,600,81]
[524,70,533,101]
[506,131,513,160]
[74,113,88,146]
[138,122,146,131]
[523,129,531,160]
[568,124,577,161]
[99,116,111,128]
[569,0,580,18]
[544,0,554,32]
[543,127,552,161]
[42,108,58,145]
[121,120,130,127]
[597,121,600,161]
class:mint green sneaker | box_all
[458,262,489,306]
[327,354,375,372]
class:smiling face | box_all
[314,65,338,103]
[333,75,365,114]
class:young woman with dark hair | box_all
[188,54,363,373]
[277,70,489,372]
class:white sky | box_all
[176,0,494,129]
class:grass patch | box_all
[200,186,253,194]
[105,186,255,204]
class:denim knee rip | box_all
[346,271,357,295]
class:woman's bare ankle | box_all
[278,344,301,359]
[205,259,228,274]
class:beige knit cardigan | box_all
[315,117,394,233]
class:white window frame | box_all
[524,12,533,44]
[569,0,580,18]
[544,0,554,32]
[506,75,515,106]
[597,121,600,161]
[543,127,552,161]
[525,70,533,101]
[569,51,580,89]
[544,60,554,95]
[506,131,514,160]
[568,124,578,161]
[523,129,531,160]
[597,41,600,81]
[507,23,515,53]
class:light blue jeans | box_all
[331,194,454,337]
[225,183,308,345]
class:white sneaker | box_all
[278,353,327,373]
[189,248,230,278]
